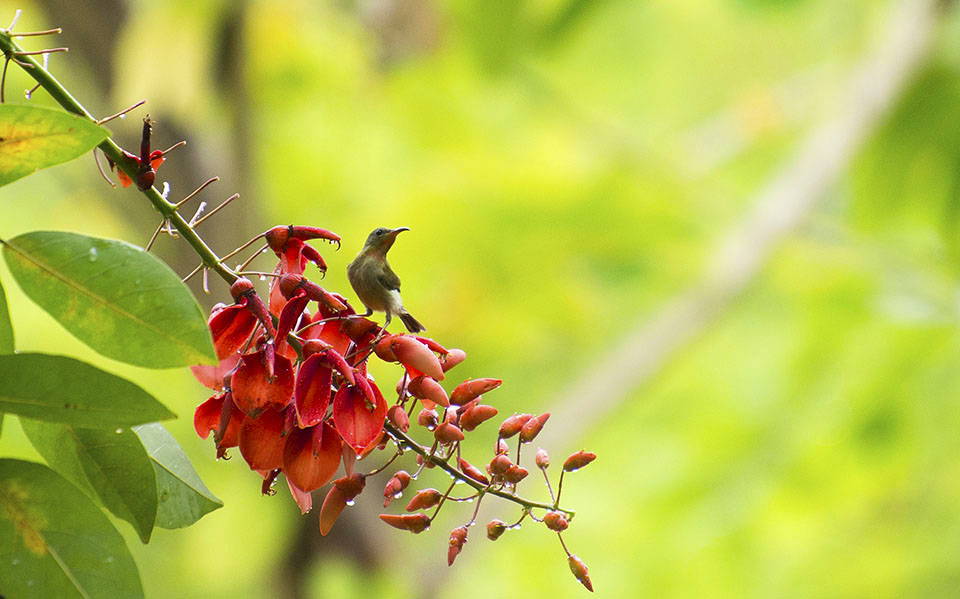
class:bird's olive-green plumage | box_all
[347,227,425,333]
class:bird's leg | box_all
[370,312,392,347]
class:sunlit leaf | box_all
[0,353,174,427]
[133,423,222,529]
[0,458,143,599]
[0,104,109,186]
[2,231,217,368]
[0,275,13,353]
[20,419,158,543]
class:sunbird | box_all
[347,226,425,333]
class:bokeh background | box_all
[2,0,960,596]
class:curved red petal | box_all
[194,394,224,439]
[231,350,295,416]
[282,421,341,492]
[237,407,286,471]
[294,355,333,428]
[276,293,309,344]
[190,353,240,391]
[209,305,258,360]
[332,378,387,454]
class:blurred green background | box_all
[3,0,960,596]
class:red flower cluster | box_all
[190,224,596,591]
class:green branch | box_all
[0,29,238,286]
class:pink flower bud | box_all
[486,519,507,541]
[568,555,594,592]
[563,450,597,472]
[458,458,489,485]
[434,422,465,444]
[519,412,550,443]
[503,465,529,485]
[406,488,442,512]
[498,413,533,439]
[535,448,550,469]
[447,526,468,566]
[383,470,412,507]
[543,511,568,532]
[488,454,513,477]
[417,408,439,430]
[387,405,410,432]
[379,512,430,534]
[450,378,502,405]
[460,404,498,432]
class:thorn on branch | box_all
[188,202,208,226]
[183,263,203,283]
[193,193,239,227]
[93,149,116,188]
[12,27,62,38]
[160,140,186,156]
[98,99,146,125]
[145,221,165,252]
[13,47,67,56]
[175,176,219,208]
[1,57,8,103]
[7,9,21,31]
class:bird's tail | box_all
[399,310,426,333]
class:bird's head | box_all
[362,226,409,255]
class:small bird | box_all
[347,226,425,333]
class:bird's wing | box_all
[378,266,402,292]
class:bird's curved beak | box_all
[389,227,410,237]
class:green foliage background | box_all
[2,0,960,596]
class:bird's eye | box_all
[375,229,384,236]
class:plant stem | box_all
[383,422,575,517]
[0,30,239,286]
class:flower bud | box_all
[406,488,442,512]
[460,404,498,432]
[434,422,465,444]
[543,511,569,532]
[392,336,444,380]
[563,450,597,472]
[387,405,410,432]
[383,470,412,507]
[568,555,594,592]
[408,375,449,408]
[488,454,513,477]
[416,454,435,469]
[496,438,510,455]
[519,412,550,443]
[535,448,550,469]
[458,458,489,485]
[450,377,502,405]
[503,465,529,485]
[440,348,466,372]
[229,277,255,300]
[498,413,533,439]
[417,408,439,430]
[447,526,468,566]
[486,519,507,541]
[379,513,430,534]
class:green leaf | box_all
[133,423,222,529]
[2,231,217,368]
[20,419,158,543]
[0,276,13,353]
[0,458,143,599]
[0,353,174,427]
[0,104,109,187]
